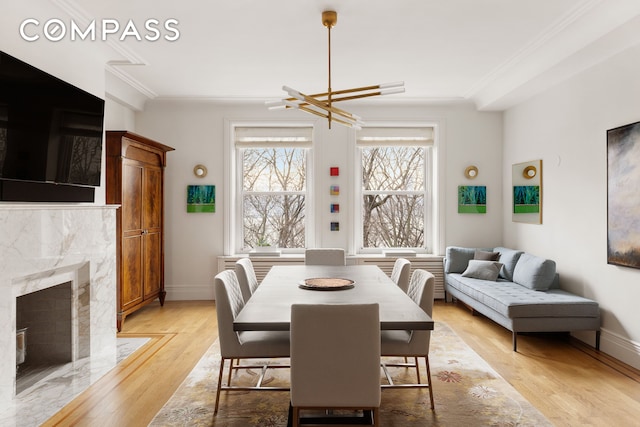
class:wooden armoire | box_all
[105,131,174,331]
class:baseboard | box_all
[571,331,640,383]
[572,328,640,373]
[596,328,640,371]
[165,285,214,301]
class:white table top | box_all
[233,265,434,331]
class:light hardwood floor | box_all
[43,300,640,427]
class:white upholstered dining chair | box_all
[235,258,259,303]
[304,248,346,266]
[289,303,381,426]
[213,270,290,414]
[380,268,435,410]
[390,258,411,293]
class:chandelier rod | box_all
[282,84,405,108]
[283,86,361,122]
[297,104,358,128]
[325,11,335,127]
[289,82,405,100]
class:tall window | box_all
[356,126,434,252]
[235,126,312,251]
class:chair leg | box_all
[227,357,235,385]
[292,406,300,427]
[414,356,421,383]
[286,402,294,427]
[373,407,379,426]
[424,355,435,410]
[214,357,226,414]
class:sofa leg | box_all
[513,332,517,352]
[445,291,455,303]
[595,330,601,350]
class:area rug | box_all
[149,323,552,426]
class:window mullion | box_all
[244,191,306,196]
[362,190,423,196]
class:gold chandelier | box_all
[266,10,405,129]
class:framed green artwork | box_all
[513,186,540,214]
[458,185,486,214]
[512,160,542,224]
[187,185,215,213]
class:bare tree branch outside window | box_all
[242,147,307,249]
[0,128,6,176]
[361,146,426,248]
[67,135,102,186]
[0,105,8,176]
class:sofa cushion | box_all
[513,253,556,291]
[474,250,500,261]
[446,274,599,319]
[493,247,523,281]
[462,260,503,281]
[444,246,477,273]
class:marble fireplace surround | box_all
[0,205,118,407]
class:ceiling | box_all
[62,0,640,110]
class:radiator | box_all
[217,255,445,299]
[218,257,305,282]
[354,257,445,299]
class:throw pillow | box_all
[444,246,477,273]
[493,247,524,281]
[513,253,556,291]
[461,260,504,281]
[474,250,500,261]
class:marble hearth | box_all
[0,205,118,408]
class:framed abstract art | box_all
[187,185,215,213]
[607,121,640,269]
[458,185,486,214]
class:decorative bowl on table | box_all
[299,278,354,291]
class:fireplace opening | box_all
[16,281,72,394]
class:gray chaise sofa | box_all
[444,246,601,351]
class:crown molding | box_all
[51,0,156,104]
[465,0,603,100]
[469,0,640,110]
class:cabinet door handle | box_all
[142,229,148,235]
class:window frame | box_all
[351,124,437,255]
[225,122,315,255]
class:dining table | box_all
[233,264,434,332]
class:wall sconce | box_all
[464,165,478,179]
[522,165,537,179]
[193,164,208,178]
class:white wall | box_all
[104,98,136,132]
[135,101,503,300]
[503,44,640,368]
